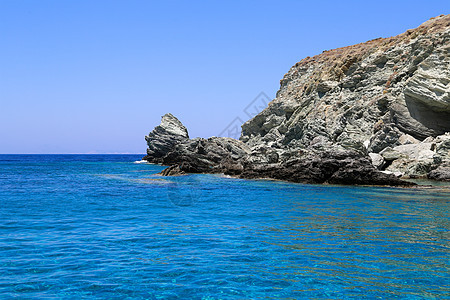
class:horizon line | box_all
[0,153,146,155]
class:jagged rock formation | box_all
[143,114,251,173]
[239,150,411,185]
[145,113,189,161]
[144,15,450,184]
[144,114,410,186]
[240,14,450,181]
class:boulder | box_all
[393,143,434,160]
[428,165,450,181]
[144,113,189,162]
[380,147,402,161]
[369,152,385,169]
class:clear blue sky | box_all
[1,1,448,153]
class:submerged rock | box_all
[158,165,186,176]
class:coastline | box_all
[147,160,450,189]
[143,15,450,186]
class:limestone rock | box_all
[239,14,450,181]
[144,114,251,175]
[428,165,450,181]
[398,134,420,145]
[144,113,189,162]
[380,147,402,161]
[369,152,385,169]
[143,15,449,184]
[393,143,435,160]
[380,170,404,178]
[158,165,186,176]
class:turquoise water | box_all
[0,155,449,299]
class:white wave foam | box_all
[133,160,149,164]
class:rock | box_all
[369,152,385,169]
[398,134,420,145]
[144,113,413,186]
[144,15,450,184]
[428,165,450,181]
[393,143,434,160]
[436,138,450,157]
[144,113,189,162]
[432,137,450,165]
[402,47,450,135]
[158,165,186,176]
[239,150,413,186]
[380,147,402,161]
[385,157,433,178]
[435,133,450,143]
[214,156,245,175]
[144,114,251,173]
[380,170,404,178]
[239,15,450,181]
[368,125,402,153]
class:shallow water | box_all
[0,155,449,299]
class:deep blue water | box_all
[0,154,449,299]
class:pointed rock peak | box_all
[160,113,189,138]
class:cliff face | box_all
[144,15,450,183]
[240,14,450,179]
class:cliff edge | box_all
[241,14,450,180]
[144,15,450,184]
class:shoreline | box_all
[145,163,450,190]
[142,16,450,187]
[142,160,450,189]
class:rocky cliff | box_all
[144,15,450,184]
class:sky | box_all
[0,0,448,154]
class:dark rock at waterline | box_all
[144,114,413,186]
[239,15,450,180]
[144,114,251,173]
[158,165,186,176]
[144,16,450,186]
[143,113,189,163]
[239,150,414,186]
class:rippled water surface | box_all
[0,154,449,299]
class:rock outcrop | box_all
[158,164,186,176]
[240,14,450,181]
[144,114,410,186]
[144,114,251,174]
[144,15,450,184]
[144,113,189,162]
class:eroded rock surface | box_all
[144,15,450,184]
[144,114,251,174]
[144,113,189,162]
[144,114,411,186]
[239,14,450,181]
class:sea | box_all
[0,154,449,299]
